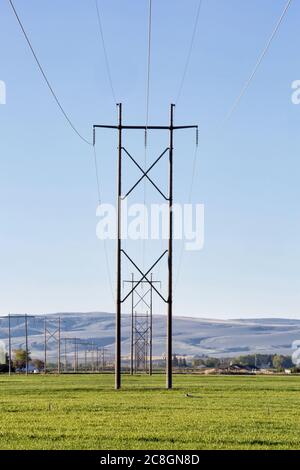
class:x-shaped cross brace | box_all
[45,328,59,344]
[133,288,151,310]
[121,249,168,303]
[121,147,169,200]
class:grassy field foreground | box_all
[1,374,300,449]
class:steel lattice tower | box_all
[94,104,198,389]
[124,273,161,374]
[134,311,150,372]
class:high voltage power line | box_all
[7,0,292,318]
[175,0,293,294]
[8,0,92,146]
[92,0,117,303]
[172,0,202,292]
[8,0,200,298]
[94,0,117,105]
[145,0,152,136]
[225,0,293,121]
[92,144,115,302]
[8,0,115,302]
[175,0,203,106]
[93,1,129,303]
[142,0,153,283]
[174,143,199,295]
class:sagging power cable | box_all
[175,0,203,106]
[142,0,153,286]
[174,141,199,294]
[225,0,293,121]
[94,0,117,105]
[92,0,121,302]
[8,0,92,146]
[93,143,115,302]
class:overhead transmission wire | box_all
[172,0,202,293]
[225,0,293,122]
[145,0,152,138]
[94,0,130,287]
[175,0,293,294]
[175,0,203,106]
[174,142,199,294]
[93,144,115,303]
[8,0,115,302]
[7,0,92,146]
[142,0,152,304]
[93,0,119,303]
[94,0,117,105]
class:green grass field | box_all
[1,373,300,450]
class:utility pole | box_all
[6,314,34,376]
[8,314,11,376]
[64,338,67,372]
[92,341,95,372]
[93,104,197,389]
[102,348,105,370]
[74,338,77,373]
[76,339,79,372]
[145,312,148,372]
[57,316,61,374]
[96,347,100,372]
[116,102,122,390]
[150,273,153,376]
[44,317,47,374]
[167,104,174,390]
[131,273,134,375]
[25,314,29,376]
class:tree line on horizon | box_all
[191,353,295,371]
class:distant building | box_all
[208,363,261,375]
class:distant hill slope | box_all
[1,312,300,358]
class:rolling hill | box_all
[1,312,300,359]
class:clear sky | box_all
[0,0,299,319]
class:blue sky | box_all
[0,0,299,318]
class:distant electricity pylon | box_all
[134,311,150,372]
[44,316,61,374]
[6,314,34,375]
[94,103,198,389]
[124,273,161,375]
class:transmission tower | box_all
[134,311,149,372]
[5,314,34,375]
[124,273,161,375]
[94,103,197,389]
[43,316,61,374]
